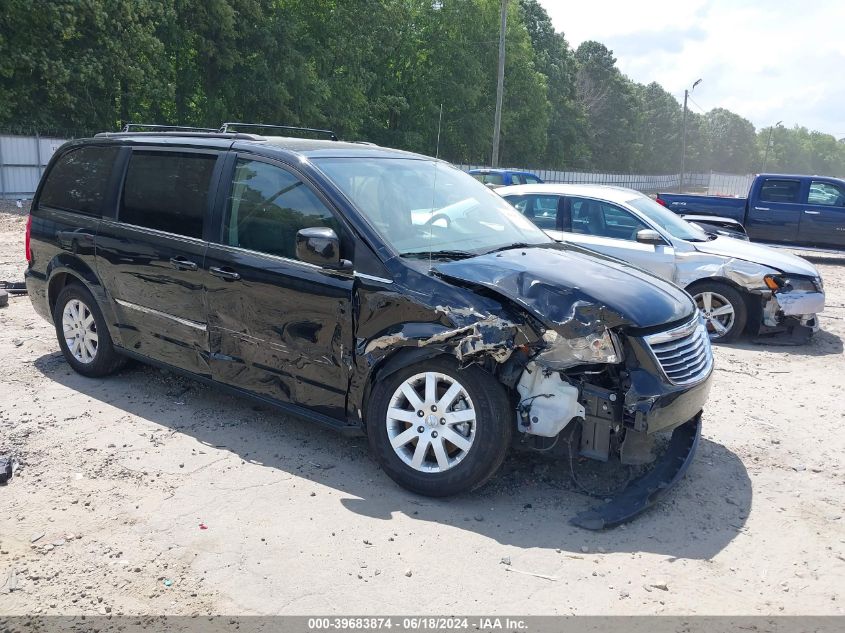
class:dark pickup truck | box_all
[657,174,845,248]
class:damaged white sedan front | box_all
[498,183,826,342]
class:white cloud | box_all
[538,0,845,137]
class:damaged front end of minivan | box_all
[356,245,713,530]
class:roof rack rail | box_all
[219,122,338,141]
[122,123,219,133]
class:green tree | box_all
[633,82,681,174]
[701,108,757,173]
[573,41,639,171]
[518,0,587,168]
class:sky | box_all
[538,0,845,138]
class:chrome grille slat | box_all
[652,338,706,364]
[643,317,713,386]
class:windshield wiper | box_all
[401,249,476,260]
[484,242,536,254]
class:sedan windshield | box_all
[313,157,551,256]
[627,195,710,242]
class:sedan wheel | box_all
[386,371,476,473]
[687,281,748,343]
[62,298,99,364]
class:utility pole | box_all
[491,0,507,167]
[680,78,702,192]
[762,120,782,172]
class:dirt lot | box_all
[1,203,844,615]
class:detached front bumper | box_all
[571,414,701,530]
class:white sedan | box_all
[498,183,825,341]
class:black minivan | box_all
[25,126,713,528]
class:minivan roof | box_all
[91,132,431,161]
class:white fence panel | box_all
[707,172,753,197]
[0,134,69,199]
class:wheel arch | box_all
[358,346,454,431]
[45,255,123,346]
[684,276,759,314]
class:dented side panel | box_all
[674,249,778,291]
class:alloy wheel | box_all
[385,371,476,473]
[694,291,736,339]
[62,298,99,364]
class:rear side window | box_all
[119,152,217,238]
[39,146,119,214]
[759,179,801,203]
[472,172,504,186]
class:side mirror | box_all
[296,227,348,268]
[636,229,665,245]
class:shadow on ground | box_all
[34,351,751,561]
[730,327,843,356]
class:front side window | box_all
[119,151,217,238]
[759,179,801,203]
[223,159,339,260]
[569,197,649,241]
[314,158,550,256]
[808,181,845,206]
[39,145,119,215]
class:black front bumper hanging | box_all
[570,413,701,530]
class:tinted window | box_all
[570,197,649,241]
[759,179,801,203]
[120,152,216,238]
[808,181,845,206]
[224,159,339,260]
[39,146,119,214]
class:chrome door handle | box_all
[753,206,771,211]
[209,266,241,281]
[170,257,198,271]
[804,210,821,215]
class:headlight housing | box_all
[535,328,623,369]
[764,274,822,293]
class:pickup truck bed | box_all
[658,173,845,249]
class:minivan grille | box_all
[643,317,713,386]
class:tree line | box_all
[2,0,843,176]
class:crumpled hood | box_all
[434,244,696,336]
[693,236,819,278]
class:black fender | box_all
[44,254,124,347]
[350,321,484,429]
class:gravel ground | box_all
[1,207,844,615]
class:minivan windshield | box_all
[313,157,551,256]
[627,195,710,242]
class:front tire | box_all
[688,281,748,342]
[366,357,512,497]
[53,283,125,377]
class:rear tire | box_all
[366,357,512,497]
[53,283,125,377]
[688,281,747,342]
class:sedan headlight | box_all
[764,275,821,293]
[535,328,623,369]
